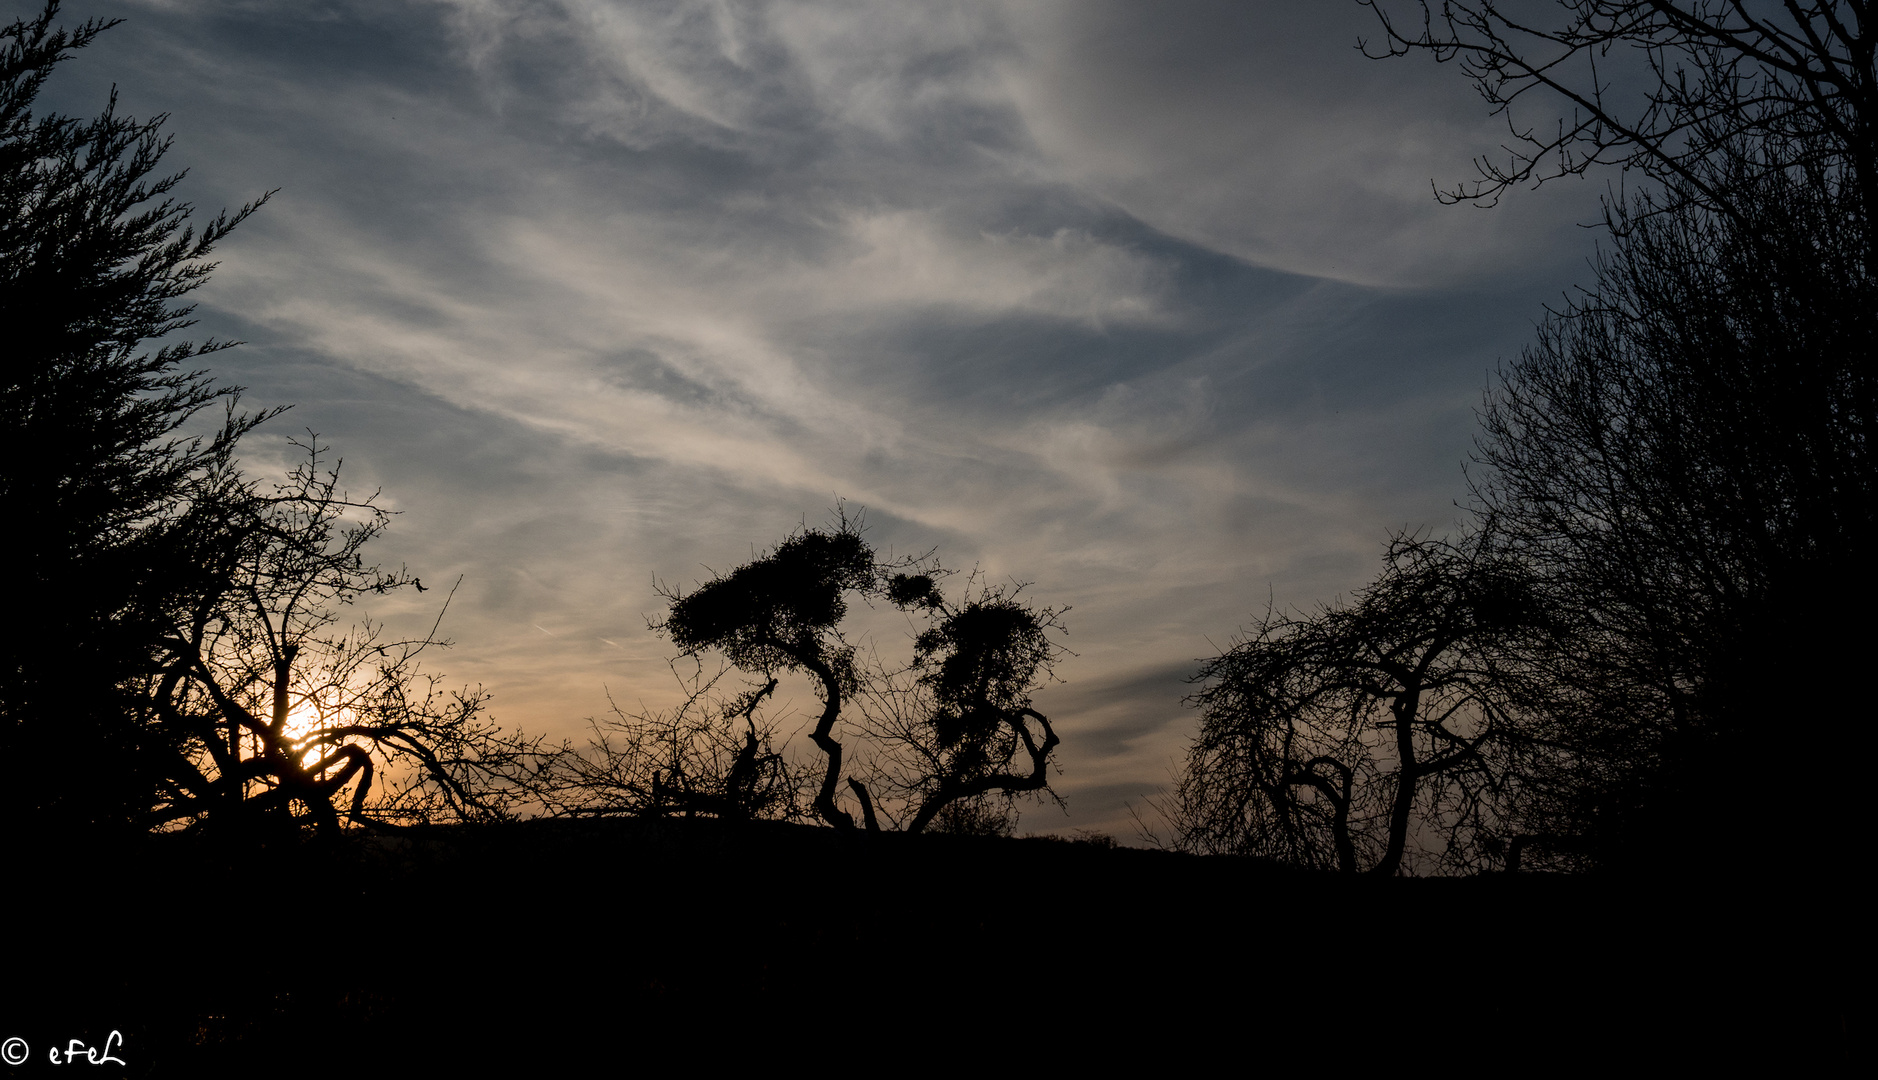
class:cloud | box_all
[822,210,1179,327]
[27,0,1607,837]
[994,0,1606,288]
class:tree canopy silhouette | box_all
[659,522,877,828]
[864,571,1065,835]
[1174,2,1876,873]
[1171,531,1550,873]
[540,512,1068,835]
[1,1,270,835]
[1468,149,1874,868]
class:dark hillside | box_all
[6,820,1855,1074]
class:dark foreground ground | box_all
[4,819,1862,1075]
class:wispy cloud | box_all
[37,0,1609,833]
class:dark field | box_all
[6,820,1857,1074]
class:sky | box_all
[25,0,1614,838]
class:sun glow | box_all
[282,702,322,745]
[281,702,355,774]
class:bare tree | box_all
[1360,0,1878,261]
[532,661,808,823]
[149,436,553,834]
[1469,145,1875,866]
[1353,4,1877,870]
[1165,3,1876,875]
[1172,531,1546,875]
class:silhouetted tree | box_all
[1173,531,1547,874]
[654,517,879,829]
[859,572,1064,835]
[1333,0,1878,870]
[2,4,547,839]
[1361,0,1878,237]
[560,512,1068,833]
[532,661,807,823]
[149,435,553,834]
[1470,149,1875,868]
[1,1,270,836]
